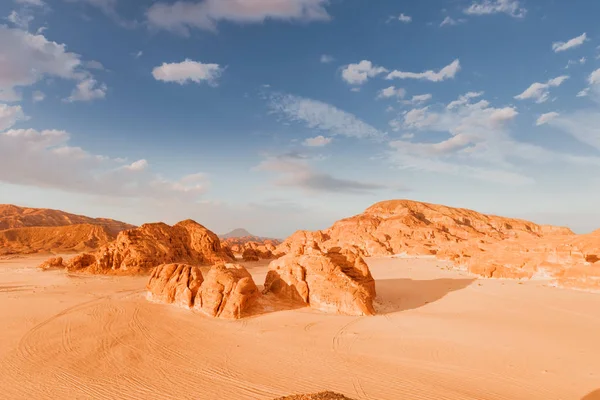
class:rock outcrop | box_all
[222,237,282,260]
[264,240,376,316]
[242,248,260,261]
[1,224,118,256]
[274,392,355,400]
[0,204,134,233]
[275,199,600,290]
[40,219,234,274]
[195,264,260,319]
[37,256,65,270]
[147,264,204,308]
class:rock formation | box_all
[146,263,259,319]
[241,247,260,261]
[0,204,134,233]
[275,199,600,290]
[0,204,134,255]
[147,264,204,308]
[37,256,65,271]
[39,219,234,274]
[195,263,260,319]
[264,239,376,316]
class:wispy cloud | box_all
[553,33,587,53]
[514,76,569,103]
[386,59,461,82]
[464,0,526,18]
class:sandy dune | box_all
[1,255,599,400]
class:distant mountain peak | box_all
[220,228,255,239]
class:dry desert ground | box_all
[1,254,599,400]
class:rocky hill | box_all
[40,219,234,275]
[0,205,135,255]
[277,199,599,290]
[0,204,134,234]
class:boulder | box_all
[242,248,260,262]
[147,264,204,308]
[264,245,376,316]
[195,263,260,319]
[37,256,65,270]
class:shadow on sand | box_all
[582,390,600,400]
[375,277,476,313]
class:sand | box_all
[1,255,599,400]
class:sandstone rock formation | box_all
[275,200,600,290]
[242,247,260,261]
[37,256,65,271]
[1,224,118,256]
[0,204,134,255]
[264,240,376,316]
[0,204,134,233]
[147,264,204,308]
[39,219,234,275]
[195,263,260,319]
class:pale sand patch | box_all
[0,255,599,400]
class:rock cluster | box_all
[264,238,376,316]
[38,219,234,274]
[146,263,259,319]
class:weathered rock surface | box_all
[147,264,204,308]
[222,237,282,260]
[40,219,233,274]
[195,263,260,319]
[241,248,260,261]
[264,241,376,316]
[37,256,65,270]
[0,204,134,233]
[275,199,600,290]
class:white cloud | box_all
[32,90,45,102]
[0,126,209,199]
[65,78,107,102]
[397,13,412,23]
[320,54,334,63]
[255,153,386,194]
[577,88,590,98]
[589,68,600,85]
[447,91,483,109]
[552,33,587,53]
[152,59,223,85]
[303,135,332,147]
[7,10,34,29]
[464,0,526,18]
[440,16,464,26]
[0,103,26,131]
[405,93,432,105]
[341,60,388,85]
[0,25,105,102]
[269,93,386,139]
[132,50,143,58]
[15,0,46,6]
[125,159,149,171]
[147,0,331,35]
[386,59,461,82]
[514,76,569,103]
[536,112,559,126]
[378,86,406,99]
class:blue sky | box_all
[1,0,600,237]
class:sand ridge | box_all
[1,255,599,399]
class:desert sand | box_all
[1,254,599,400]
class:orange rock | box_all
[43,219,233,275]
[37,256,65,270]
[195,263,259,319]
[264,244,376,316]
[242,248,260,262]
[147,264,204,308]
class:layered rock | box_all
[195,263,260,319]
[264,240,376,316]
[147,264,204,308]
[0,204,134,234]
[40,219,233,274]
[1,224,118,256]
[37,256,65,271]
[274,200,600,290]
